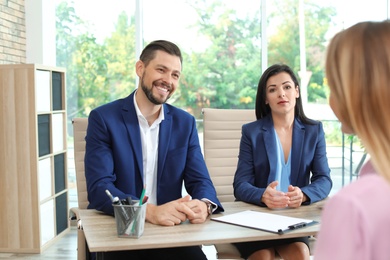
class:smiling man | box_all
[85,40,223,260]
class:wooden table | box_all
[79,201,324,257]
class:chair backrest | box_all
[202,108,256,202]
[72,118,89,210]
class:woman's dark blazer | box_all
[233,114,332,206]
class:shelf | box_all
[0,64,68,253]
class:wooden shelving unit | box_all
[0,64,69,253]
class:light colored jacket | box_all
[314,160,390,260]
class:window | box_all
[55,0,389,206]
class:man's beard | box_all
[140,78,171,105]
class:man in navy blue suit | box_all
[85,40,223,260]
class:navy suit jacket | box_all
[85,91,223,214]
[233,114,332,206]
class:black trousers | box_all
[93,246,208,260]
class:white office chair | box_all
[202,108,256,259]
[69,118,90,260]
[202,108,317,259]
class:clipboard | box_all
[211,210,318,234]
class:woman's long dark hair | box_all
[255,64,315,124]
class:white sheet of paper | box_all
[212,210,315,234]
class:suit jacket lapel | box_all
[121,92,144,182]
[262,115,278,183]
[291,118,305,185]
[157,104,172,184]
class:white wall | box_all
[25,0,56,65]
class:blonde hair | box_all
[326,20,390,183]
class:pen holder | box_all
[113,202,146,238]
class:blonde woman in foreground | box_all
[314,20,390,260]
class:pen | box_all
[130,188,146,234]
[105,189,130,222]
[126,196,133,205]
[105,189,115,202]
[142,195,149,204]
[288,222,307,230]
[139,188,146,206]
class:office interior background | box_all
[1,0,389,257]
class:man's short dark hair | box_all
[139,40,183,67]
